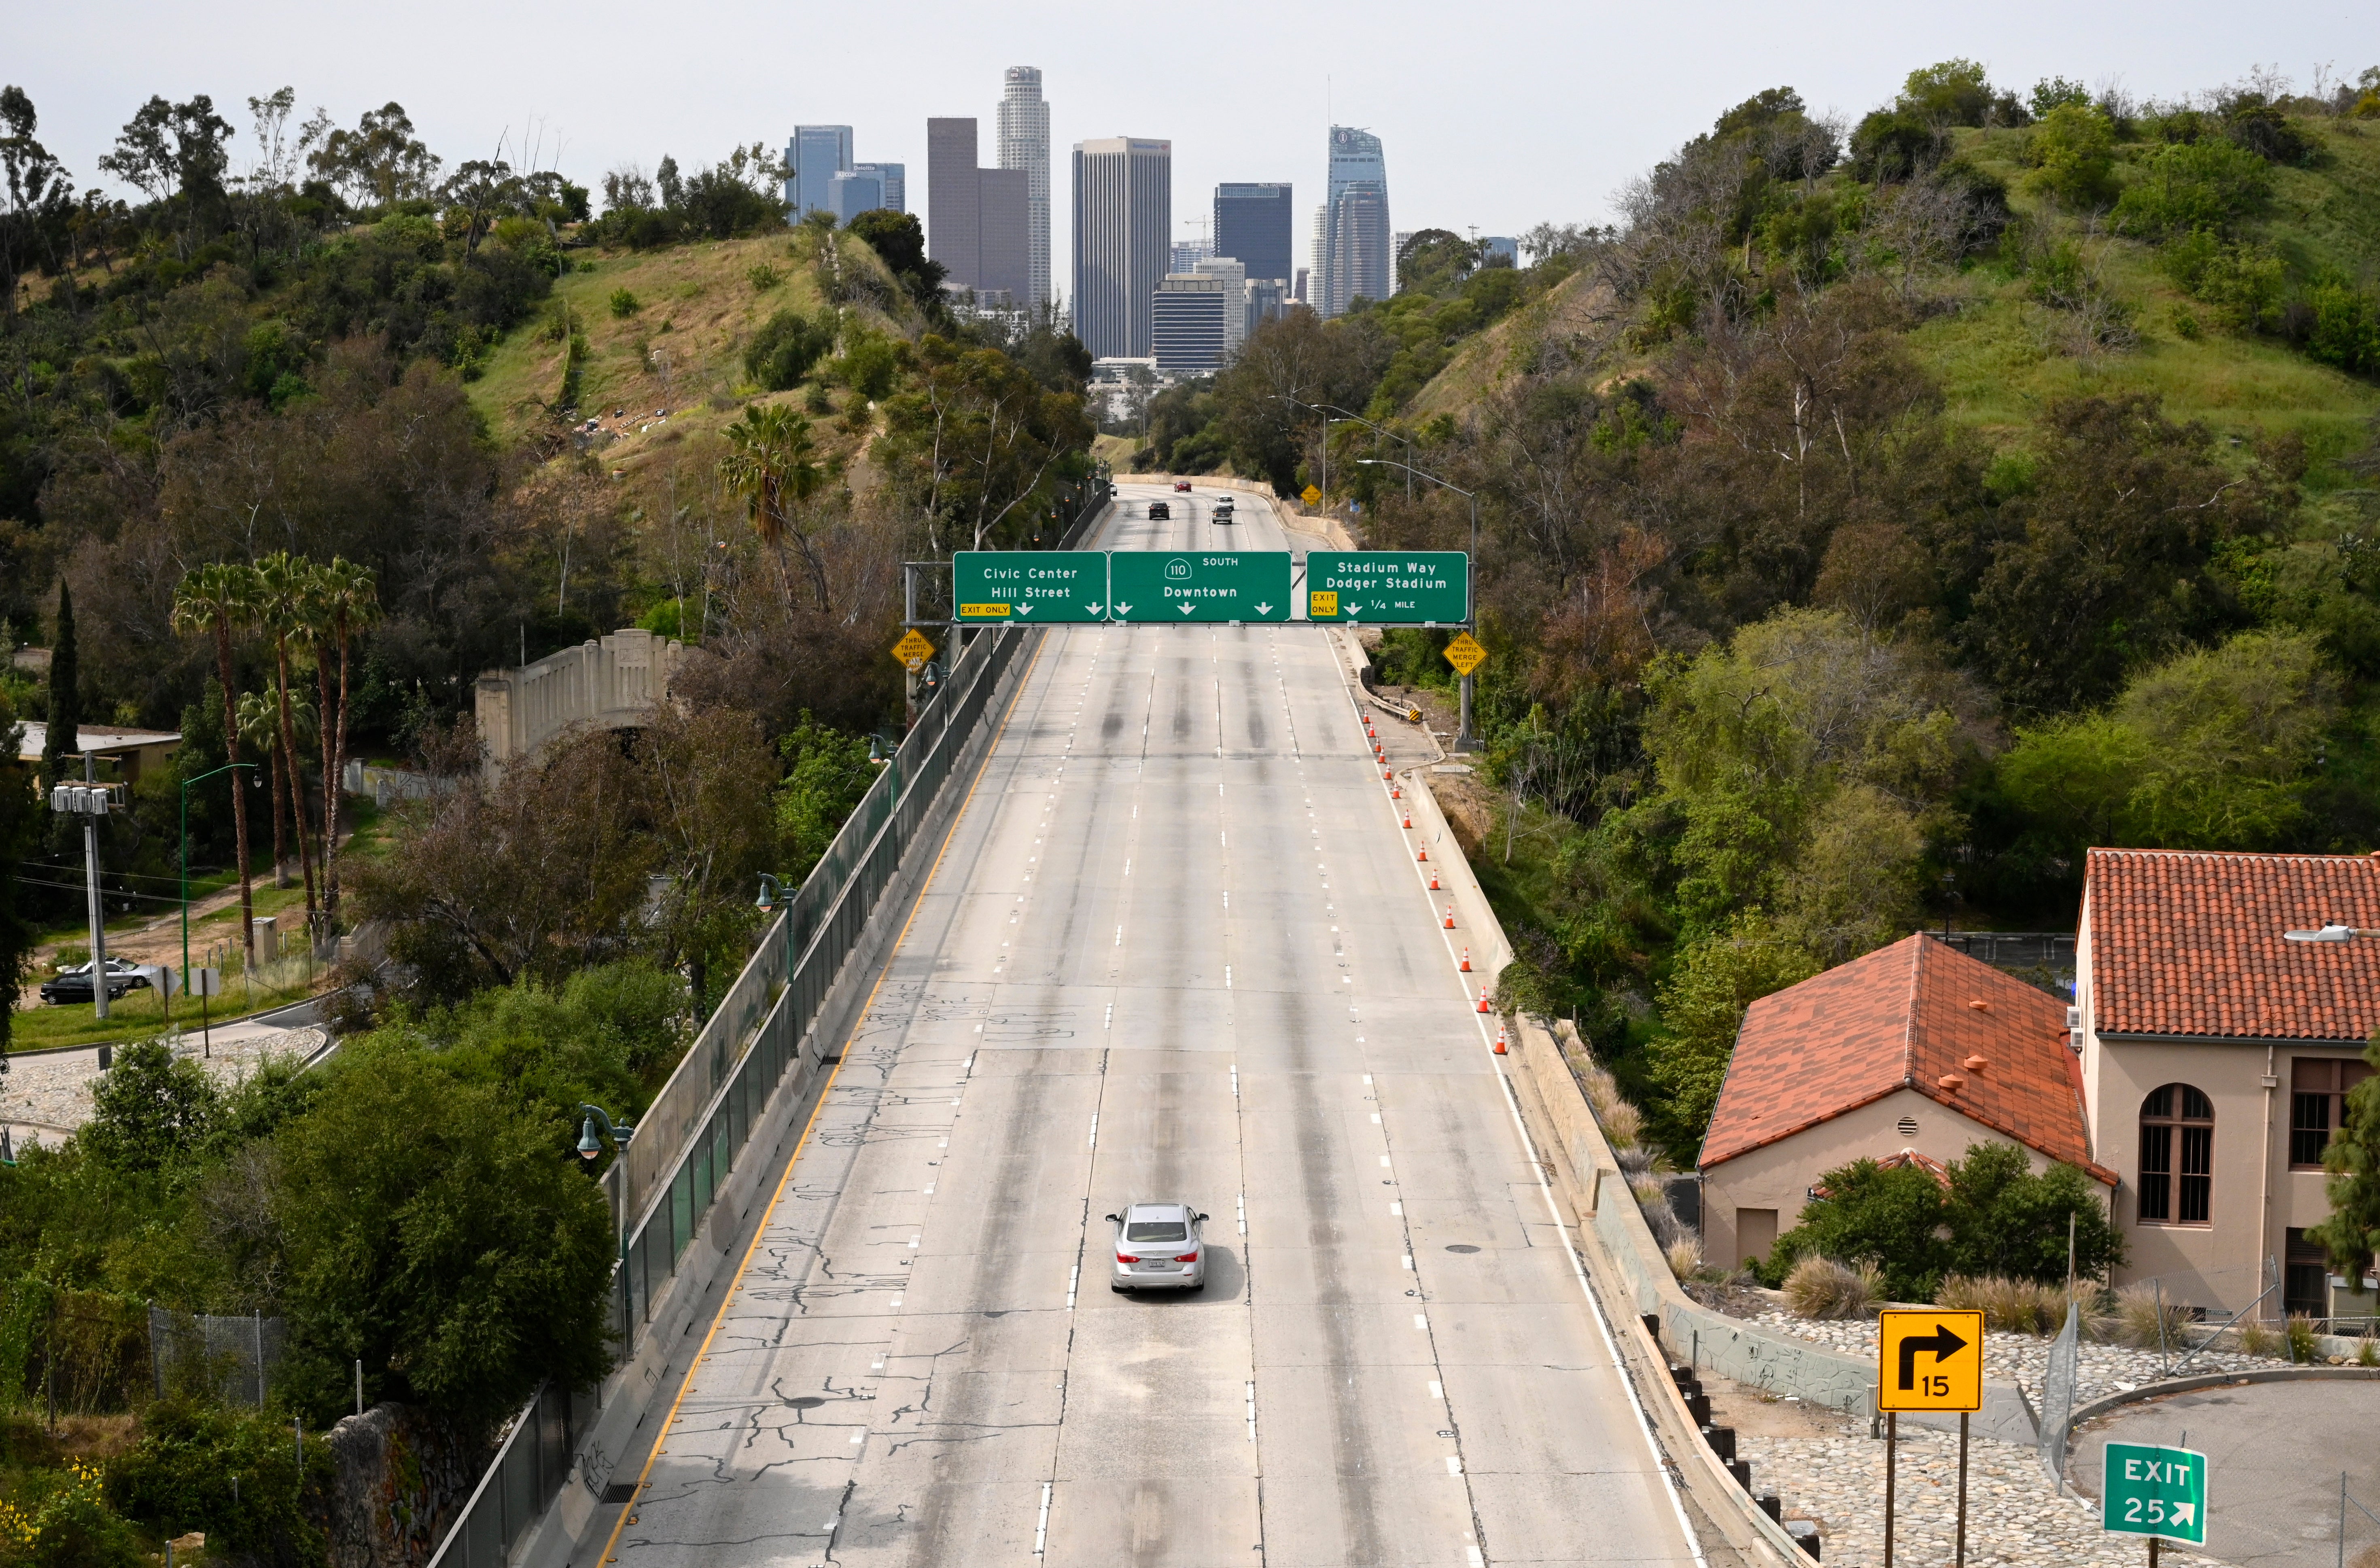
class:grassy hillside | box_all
[466,227,911,461]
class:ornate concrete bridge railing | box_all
[473,629,685,776]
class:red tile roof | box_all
[1700,934,2108,1180]
[2086,848,2380,1041]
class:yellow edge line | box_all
[592,629,1049,1566]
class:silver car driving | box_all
[1105,1201,1209,1293]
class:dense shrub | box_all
[743,308,834,392]
[2113,138,2272,237]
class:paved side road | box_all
[566,487,1705,1568]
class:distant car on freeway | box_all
[39,958,149,1005]
[1148,500,1170,519]
[1173,479,1192,492]
[1106,1201,1209,1293]
[1213,497,1234,523]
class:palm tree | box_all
[252,551,319,934]
[305,557,380,926]
[236,684,312,891]
[717,403,830,611]
[170,562,260,967]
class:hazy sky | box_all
[17,0,2375,286]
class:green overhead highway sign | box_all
[2103,1442,2207,1546]
[953,551,1109,621]
[1305,551,1470,624]
[1109,551,1292,623]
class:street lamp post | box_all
[180,763,258,1010]
[1357,458,1481,751]
[47,756,118,1019]
[1320,405,1415,500]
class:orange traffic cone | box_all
[1443,905,1455,929]
[1493,1026,1508,1055]
[1417,847,1428,862]
[1402,812,1412,828]
[1429,870,1441,890]
[1391,785,1402,799]
[1476,986,1491,1014]
[1459,948,1471,972]
[1384,768,1394,781]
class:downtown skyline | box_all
[21,1,2369,307]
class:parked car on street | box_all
[39,958,149,1005]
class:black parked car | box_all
[39,960,148,1005]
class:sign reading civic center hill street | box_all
[1305,551,1470,624]
[952,551,1109,622]
[1875,1309,1983,1412]
[1108,552,1292,623]
[2102,1443,2208,1545]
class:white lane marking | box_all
[1430,1379,1444,1399]
[1236,1192,1247,1235]
[1124,858,1131,875]
[850,1432,864,1445]
[1466,1544,1485,1568]
[890,1295,903,1307]
[1224,965,1232,988]
[1103,1002,1113,1030]
[1414,1313,1428,1330]
[1087,1113,1098,1149]
[1033,1480,1052,1556]
[1403,1255,1414,1270]
[1245,1380,1258,1443]
[1390,1202,1402,1216]
[1114,924,1123,946]
[1066,1263,1078,1309]
[1445,1456,1463,1475]
[1363,1074,1372,1084]
[1229,1065,1239,1096]
[923,1185,934,1195]
[1371,1112,1382,1123]
[1379,1155,1392,1168]
[908,1236,920,1249]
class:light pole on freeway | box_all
[1356,458,1480,751]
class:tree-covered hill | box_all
[1126,60,2380,1161]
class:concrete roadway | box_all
[588,484,1702,1568]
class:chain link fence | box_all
[146,1306,286,1408]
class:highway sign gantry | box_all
[891,629,936,670]
[1877,1309,1983,1410]
[1306,551,1470,624]
[2103,1443,2208,1547]
[953,550,1110,622]
[1109,551,1292,623]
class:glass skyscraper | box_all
[1317,127,1390,318]
[785,125,853,219]
[997,68,1052,309]
[1214,182,1293,289]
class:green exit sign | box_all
[1305,551,1469,624]
[952,551,1110,622]
[2102,1442,2206,1545]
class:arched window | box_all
[2138,1085,2214,1225]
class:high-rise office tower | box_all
[854,162,905,212]
[1152,272,1229,374]
[1192,255,1250,357]
[786,125,854,218]
[1072,137,1170,358]
[827,171,882,224]
[929,119,1031,301]
[1214,183,1293,288]
[997,68,1052,309]
[1171,238,1212,275]
[1317,127,1390,317]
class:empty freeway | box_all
[577,485,1707,1568]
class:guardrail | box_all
[426,475,1106,1568]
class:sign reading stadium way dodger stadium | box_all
[1108,552,1293,622]
[952,551,1110,621]
[1305,551,1470,624]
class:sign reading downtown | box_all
[1109,552,1292,622]
[953,551,1110,621]
[1305,551,1470,624]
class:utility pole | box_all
[49,756,115,1019]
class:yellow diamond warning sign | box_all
[1442,632,1487,677]
[892,629,936,671]
[1877,1309,1983,1412]
[1300,485,1322,506]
